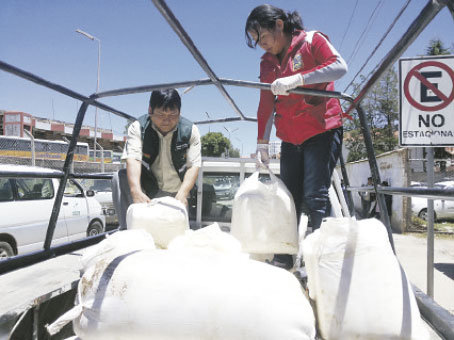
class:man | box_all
[359,176,376,218]
[120,88,201,212]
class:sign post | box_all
[399,55,454,298]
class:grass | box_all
[407,216,454,239]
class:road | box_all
[393,232,454,315]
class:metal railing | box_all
[0,0,453,337]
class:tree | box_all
[201,132,231,157]
[425,38,451,56]
[343,67,399,162]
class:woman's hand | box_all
[256,143,270,168]
[271,73,304,96]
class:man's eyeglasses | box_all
[153,112,179,119]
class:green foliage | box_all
[345,39,452,163]
[425,39,451,56]
[201,132,231,157]
[344,67,399,162]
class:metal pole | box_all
[0,59,132,120]
[151,0,247,120]
[62,137,74,173]
[196,166,203,228]
[23,129,35,166]
[338,152,356,217]
[427,147,435,298]
[96,142,104,173]
[75,29,101,168]
[345,0,446,114]
[94,37,101,165]
[44,101,89,250]
[446,0,454,20]
[355,103,395,253]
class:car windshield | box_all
[80,178,112,192]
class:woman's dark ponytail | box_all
[245,5,304,48]
[284,11,303,34]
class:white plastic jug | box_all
[231,167,298,254]
[126,196,189,248]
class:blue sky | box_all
[1,0,453,157]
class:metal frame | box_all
[1,0,454,336]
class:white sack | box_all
[168,222,244,257]
[302,217,429,340]
[81,229,156,272]
[62,248,315,340]
[126,196,189,248]
[230,169,298,254]
[46,229,155,336]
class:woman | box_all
[245,4,348,269]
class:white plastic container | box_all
[126,196,189,248]
[231,169,298,254]
[302,217,429,340]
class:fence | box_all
[0,136,125,174]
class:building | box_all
[0,111,125,152]
[268,140,281,159]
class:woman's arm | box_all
[301,31,348,85]
[257,61,276,142]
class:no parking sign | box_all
[399,55,454,146]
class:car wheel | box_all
[418,208,437,221]
[0,241,14,259]
[87,221,103,237]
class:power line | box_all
[346,1,384,66]
[344,0,412,93]
[339,0,359,51]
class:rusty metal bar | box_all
[94,79,213,99]
[0,60,134,121]
[151,0,247,120]
[345,0,446,113]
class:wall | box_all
[342,148,411,233]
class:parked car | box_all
[79,174,118,228]
[411,181,454,221]
[213,178,235,200]
[0,165,105,259]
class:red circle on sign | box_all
[403,61,454,111]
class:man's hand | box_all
[126,158,150,203]
[256,143,270,168]
[175,166,199,207]
[131,188,151,204]
[174,191,188,207]
[271,73,304,96]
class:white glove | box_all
[256,143,270,167]
[271,73,304,96]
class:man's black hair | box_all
[149,89,181,114]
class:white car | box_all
[0,165,105,259]
[79,175,118,228]
[411,181,454,221]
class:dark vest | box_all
[137,114,193,198]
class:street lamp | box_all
[205,112,211,133]
[235,137,243,157]
[76,28,101,162]
[223,126,238,158]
